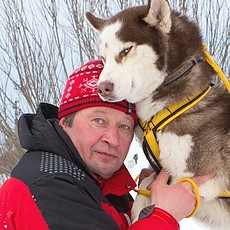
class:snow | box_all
[0,174,8,185]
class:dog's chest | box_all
[136,99,196,181]
[157,131,195,181]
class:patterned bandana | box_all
[58,60,138,125]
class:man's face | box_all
[60,106,134,179]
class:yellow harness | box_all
[136,45,230,213]
[203,44,230,94]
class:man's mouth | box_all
[97,151,117,159]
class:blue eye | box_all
[94,118,104,124]
[120,46,133,58]
[119,124,131,131]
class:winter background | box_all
[0,0,229,229]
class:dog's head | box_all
[86,0,172,103]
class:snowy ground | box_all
[0,174,7,186]
[125,137,211,230]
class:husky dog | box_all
[86,0,230,228]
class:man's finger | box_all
[154,169,170,184]
[192,174,215,187]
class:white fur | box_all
[97,20,230,230]
[158,132,195,181]
[87,0,230,228]
[136,98,168,123]
[158,132,226,202]
[132,131,229,228]
[197,200,230,230]
[131,132,195,223]
[98,22,166,103]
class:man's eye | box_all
[93,118,104,124]
[119,124,130,130]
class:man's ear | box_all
[59,117,66,128]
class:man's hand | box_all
[149,170,214,222]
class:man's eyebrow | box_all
[91,109,133,122]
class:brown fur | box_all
[86,0,230,228]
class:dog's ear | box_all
[144,0,171,34]
[85,12,108,31]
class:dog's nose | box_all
[98,81,114,97]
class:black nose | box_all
[98,81,114,97]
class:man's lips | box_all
[97,151,118,159]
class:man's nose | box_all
[102,126,120,146]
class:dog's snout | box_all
[98,81,114,97]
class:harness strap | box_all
[177,178,200,218]
[133,175,201,218]
[219,191,230,198]
[137,45,230,201]
[139,85,212,174]
[202,44,230,93]
[142,137,162,174]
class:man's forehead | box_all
[82,106,134,122]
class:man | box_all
[0,60,211,230]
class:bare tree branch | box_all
[0,0,229,176]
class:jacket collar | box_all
[92,165,136,196]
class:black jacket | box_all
[12,103,135,230]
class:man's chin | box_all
[96,165,117,179]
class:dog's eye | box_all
[120,46,133,57]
